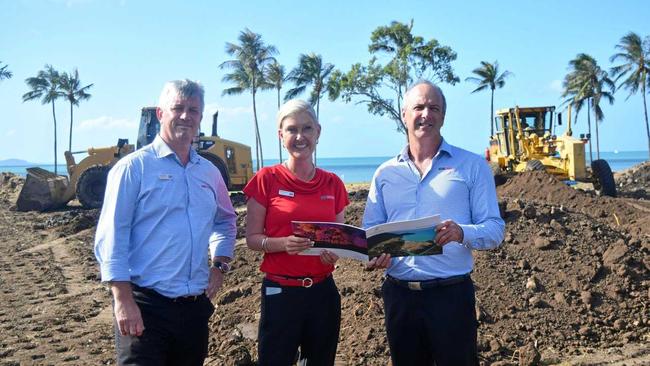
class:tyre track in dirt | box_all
[0,209,113,365]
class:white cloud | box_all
[6,129,16,137]
[549,80,563,93]
[78,116,137,130]
[330,115,344,123]
[204,103,253,122]
[209,104,252,118]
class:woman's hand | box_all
[284,235,314,254]
[319,250,339,265]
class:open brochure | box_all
[292,215,442,262]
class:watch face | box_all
[214,261,230,273]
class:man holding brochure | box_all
[364,80,505,365]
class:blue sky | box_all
[1,0,649,163]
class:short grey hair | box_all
[276,99,319,129]
[403,80,447,116]
[158,79,205,111]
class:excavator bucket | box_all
[16,167,71,211]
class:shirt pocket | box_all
[191,183,217,220]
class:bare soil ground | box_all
[0,163,648,366]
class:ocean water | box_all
[260,150,648,183]
[2,151,648,184]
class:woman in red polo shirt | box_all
[244,99,349,365]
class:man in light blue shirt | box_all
[364,80,504,366]
[94,79,237,366]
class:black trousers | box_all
[382,276,479,366]
[114,286,215,366]
[258,276,341,366]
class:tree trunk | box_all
[587,98,593,164]
[595,110,600,160]
[490,88,495,136]
[277,89,282,163]
[68,101,73,152]
[314,97,320,166]
[642,82,650,159]
[51,101,58,175]
[252,90,263,170]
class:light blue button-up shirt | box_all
[363,140,505,280]
[94,136,237,298]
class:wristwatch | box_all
[212,261,231,274]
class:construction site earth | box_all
[0,162,648,365]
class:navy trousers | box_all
[114,286,215,366]
[382,276,479,366]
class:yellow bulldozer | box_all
[16,108,253,211]
[486,105,616,197]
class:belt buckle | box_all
[301,277,314,288]
[407,281,422,291]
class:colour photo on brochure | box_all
[293,215,443,262]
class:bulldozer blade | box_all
[16,167,71,212]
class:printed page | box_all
[365,215,441,236]
[366,215,443,258]
[292,221,369,261]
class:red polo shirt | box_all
[243,164,349,277]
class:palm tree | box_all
[220,29,277,171]
[285,53,335,165]
[285,53,335,119]
[610,32,650,158]
[0,61,12,81]
[23,65,64,174]
[562,54,615,161]
[266,61,287,162]
[465,61,512,136]
[60,69,93,152]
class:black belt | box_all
[132,285,205,304]
[385,274,470,291]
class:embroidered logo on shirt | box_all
[158,174,173,180]
[321,195,335,200]
[279,189,295,197]
[438,166,453,171]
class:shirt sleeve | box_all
[458,160,505,250]
[209,171,238,259]
[242,169,268,208]
[362,168,388,229]
[93,159,140,282]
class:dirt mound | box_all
[499,171,650,244]
[0,169,648,365]
[616,161,650,199]
[0,172,24,207]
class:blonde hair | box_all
[276,99,319,129]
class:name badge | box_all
[279,189,294,197]
[159,174,173,180]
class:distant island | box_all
[0,159,36,167]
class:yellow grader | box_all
[486,105,616,197]
[17,108,253,211]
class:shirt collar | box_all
[397,138,454,162]
[152,135,200,165]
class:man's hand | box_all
[206,267,224,299]
[366,253,391,270]
[284,235,314,255]
[111,282,144,337]
[319,250,339,265]
[435,219,464,246]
